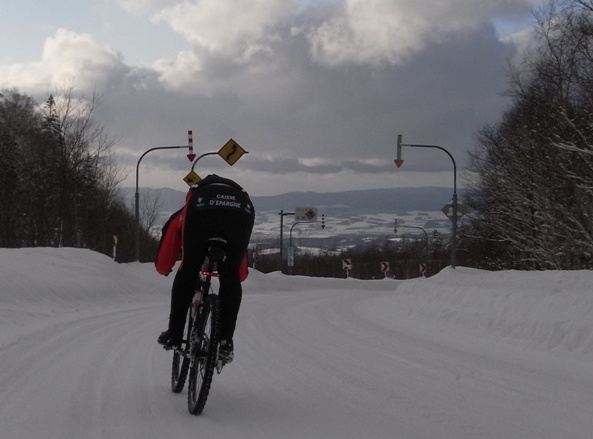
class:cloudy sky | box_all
[1,0,542,196]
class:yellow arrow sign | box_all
[218,138,247,166]
[183,170,202,186]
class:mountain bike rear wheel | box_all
[187,294,220,415]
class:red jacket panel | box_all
[155,207,185,276]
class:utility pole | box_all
[278,210,294,273]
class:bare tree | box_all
[140,190,164,234]
[465,0,593,269]
[0,85,151,260]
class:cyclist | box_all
[155,174,255,363]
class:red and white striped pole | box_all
[187,130,196,161]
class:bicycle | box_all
[168,237,228,415]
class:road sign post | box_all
[287,208,319,274]
[394,135,458,268]
[278,210,295,273]
[342,258,352,278]
[187,130,196,161]
[135,144,189,261]
[184,138,248,186]
[419,263,427,276]
[380,261,390,278]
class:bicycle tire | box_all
[187,293,221,415]
[171,312,192,393]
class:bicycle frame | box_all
[173,246,223,360]
[170,236,227,415]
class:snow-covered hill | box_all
[1,247,592,438]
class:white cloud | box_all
[0,28,127,94]
[307,0,538,66]
[308,0,428,66]
[0,61,47,94]
[499,25,539,63]
[44,29,127,88]
[119,0,541,90]
[152,0,298,61]
[298,157,333,167]
[150,50,204,89]
[117,0,178,14]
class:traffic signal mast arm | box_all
[395,134,404,168]
[394,134,458,268]
[395,135,457,189]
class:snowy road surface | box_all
[1,248,592,438]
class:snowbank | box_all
[2,247,592,361]
[363,266,593,360]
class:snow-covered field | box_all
[1,247,592,439]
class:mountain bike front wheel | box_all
[187,294,220,415]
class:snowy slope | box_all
[1,248,592,439]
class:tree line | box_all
[463,0,593,270]
[252,231,450,279]
[0,87,158,261]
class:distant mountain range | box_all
[120,186,460,216]
[250,187,458,215]
[120,186,463,250]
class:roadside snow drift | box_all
[1,248,592,439]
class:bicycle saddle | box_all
[205,237,227,261]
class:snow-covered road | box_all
[1,248,592,438]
